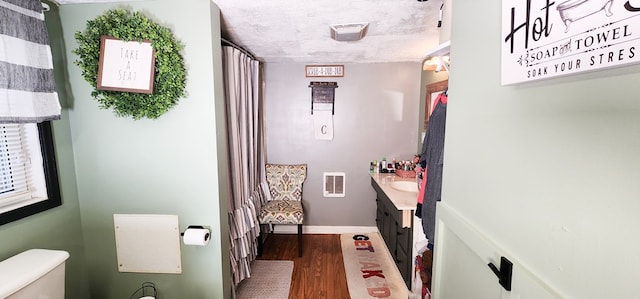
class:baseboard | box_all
[271,225,378,234]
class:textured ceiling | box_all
[214,0,443,63]
[52,0,444,63]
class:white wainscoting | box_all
[432,202,564,299]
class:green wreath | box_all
[73,9,186,120]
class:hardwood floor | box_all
[257,234,351,299]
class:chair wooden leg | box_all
[297,224,303,257]
[257,224,264,257]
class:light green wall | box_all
[59,0,230,298]
[445,1,640,297]
[0,3,91,298]
[0,113,91,298]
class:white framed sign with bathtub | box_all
[501,0,640,85]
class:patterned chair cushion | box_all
[258,200,304,224]
[259,164,307,225]
[265,164,307,201]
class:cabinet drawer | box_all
[396,226,411,253]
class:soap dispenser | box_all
[381,157,387,173]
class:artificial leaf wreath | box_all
[73,9,186,120]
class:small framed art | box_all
[97,36,156,94]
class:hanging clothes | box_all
[415,168,428,218]
[420,92,447,245]
[416,91,448,215]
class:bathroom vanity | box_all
[370,173,422,288]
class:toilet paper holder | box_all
[181,225,211,246]
[180,225,208,236]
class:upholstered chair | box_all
[258,163,307,257]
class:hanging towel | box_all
[313,110,333,140]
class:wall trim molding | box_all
[272,225,378,234]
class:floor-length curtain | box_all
[222,46,266,287]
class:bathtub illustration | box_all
[557,0,614,32]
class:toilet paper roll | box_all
[183,228,210,246]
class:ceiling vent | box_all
[330,23,369,42]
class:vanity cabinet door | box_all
[396,243,411,286]
[387,213,398,257]
[376,196,390,248]
[388,207,413,286]
[396,225,413,286]
[376,197,384,234]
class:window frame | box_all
[0,121,61,225]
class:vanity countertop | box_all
[370,173,419,227]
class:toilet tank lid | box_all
[0,249,70,297]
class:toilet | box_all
[0,249,70,299]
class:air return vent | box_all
[323,172,345,197]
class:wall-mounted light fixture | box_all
[330,23,369,42]
[423,40,451,72]
[423,56,450,72]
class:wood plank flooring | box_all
[257,234,351,299]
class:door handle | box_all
[488,256,513,291]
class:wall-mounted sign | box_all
[501,0,640,85]
[305,65,344,77]
[309,81,338,115]
[97,36,156,93]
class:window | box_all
[0,122,61,225]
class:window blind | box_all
[0,124,45,210]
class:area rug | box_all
[341,233,409,299]
[236,260,293,299]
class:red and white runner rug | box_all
[341,233,409,299]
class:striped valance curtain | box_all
[0,0,61,123]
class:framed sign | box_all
[501,0,640,85]
[309,81,338,115]
[97,36,156,93]
[305,65,344,77]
